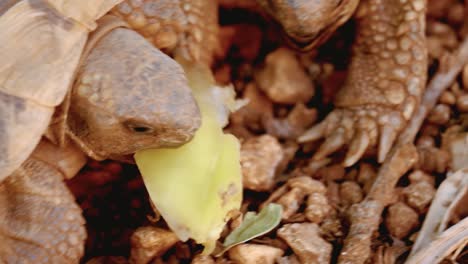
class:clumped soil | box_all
[69,1,468,263]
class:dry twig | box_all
[405,217,468,264]
[409,169,468,258]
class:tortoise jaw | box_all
[110,154,136,164]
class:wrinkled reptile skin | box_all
[112,0,219,65]
[69,26,200,161]
[0,157,85,264]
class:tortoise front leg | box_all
[0,139,86,263]
[299,0,427,166]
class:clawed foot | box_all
[298,106,407,166]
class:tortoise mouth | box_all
[109,154,136,164]
[283,33,316,51]
[280,22,332,52]
[102,137,194,164]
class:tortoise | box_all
[0,0,428,262]
[0,0,219,262]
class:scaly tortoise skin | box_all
[221,0,427,166]
[112,0,220,66]
[0,0,210,262]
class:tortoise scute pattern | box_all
[0,0,18,16]
[0,92,52,182]
[0,0,86,106]
[300,0,427,166]
[112,0,219,65]
[0,0,105,180]
[0,158,85,264]
[44,0,124,29]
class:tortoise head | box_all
[256,0,359,51]
[68,27,201,161]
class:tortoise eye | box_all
[124,121,155,134]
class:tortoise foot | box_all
[299,105,407,166]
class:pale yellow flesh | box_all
[134,61,242,254]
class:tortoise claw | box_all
[299,106,406,165]
[298,121,327,143]
[378,124,399,163]
[343,130,370,167]
[312,129,346,161]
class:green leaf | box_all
[222,203,282,249]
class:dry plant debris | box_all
[409,169,468,259]
[406,217,468,264]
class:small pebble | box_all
[456,94,468,112]
[385,202,419,239]
[240,135,284,191]
[228,244,284,264]
[129,227,179,264]
[339,181,364,207]
[427,104,450,125]
[403,181,436,212]
[305,192,331,224]
[463,64,468,91]
[416,135,435,148]
[439,91,456,105]
[357,163,377,194]
[278,223,332,264]
[255,48,315,104]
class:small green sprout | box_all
[220,203,282,254]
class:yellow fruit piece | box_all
[134,60,242,254]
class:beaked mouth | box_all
[110,154,136,164]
